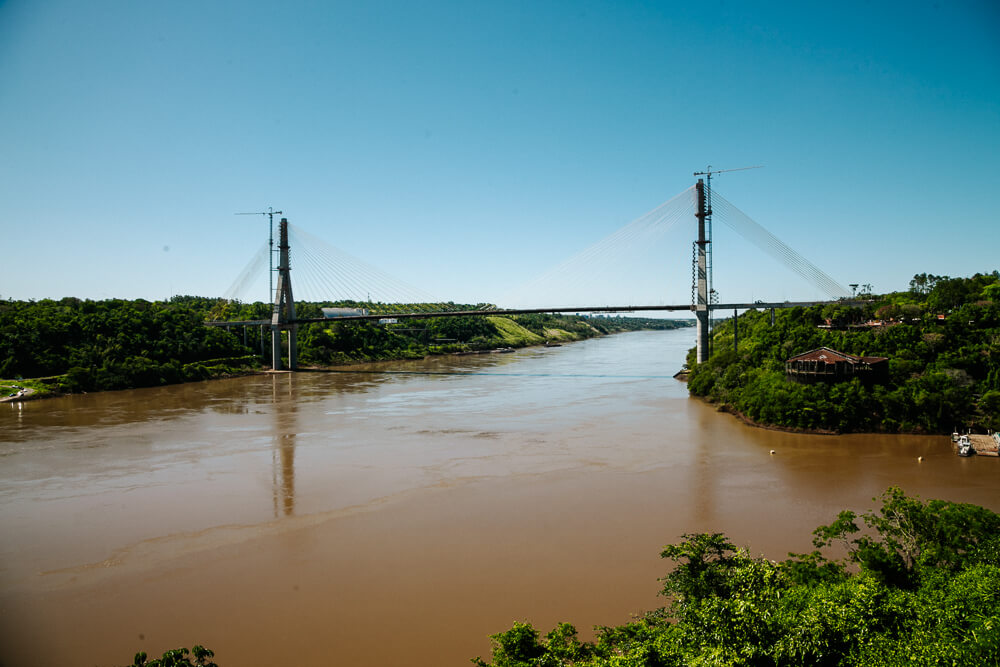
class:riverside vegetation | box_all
[687,272,1000,434]
[0,295,689,394]
[473,488,1000,667]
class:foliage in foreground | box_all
[473,488,1000,667]
[129,645,216,667]
[686,272,1000,433]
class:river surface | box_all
[1,329,997,666]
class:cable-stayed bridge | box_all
[209,177,859,370]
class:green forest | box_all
[294,305,687,366]
[0,296,688,395]
[0,297,255,394]
[474,488,1000,667]
[686,273,1000,433]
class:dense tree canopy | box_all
[1,295,691,393]
[294,304,688,365]
[128,645,217,667]
[687,272,1000,433]
[0,297,257,392]
[475,489,1000,666]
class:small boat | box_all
[957,434,974,457]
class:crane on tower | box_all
[693,164,763,184]
[235,207,283,303]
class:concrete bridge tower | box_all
[694,179,711,363]
[271,217,297,370]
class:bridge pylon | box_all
[271,217,297,370]
[694,178,711,364]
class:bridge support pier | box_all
[696,310,709,363]
[733,308,738,351]
[270,217,297,370]
[271,326,282,370]
[270,327,298,370]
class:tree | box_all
[471,621,594,667]
[980,283,1000,301]
[811,487,1000,588]
[686,274,1000,434]
[474,490,1000,667]
[659,533,738,605]
[129,646,217,667]
[909,273,945,296]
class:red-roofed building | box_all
[785,347,889,385]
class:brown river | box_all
[1,328,997,666]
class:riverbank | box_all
[0,387,37,403]
[2,294,692,399]
[692,393,996,439]
[3,323,684,403]
[2,347,557,404]
[692,391,1000,439]
[0,378,54,402]
[709,400,841,435]
[0,364,264,403]
[685,275,1000,435]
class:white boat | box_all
[957,434,974,457]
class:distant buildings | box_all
[785,347,889,385]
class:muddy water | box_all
[1,329,997,666]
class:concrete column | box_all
[733,309,738,351]
[270,217,297,371]
[696,305,709,363]
[271,326,283,370]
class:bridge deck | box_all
[205,301,866,327]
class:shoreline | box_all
[8,336,966,441]
[0,387,41,404]
[0,329,608,403]
[712,400,841,435]
[689,394,955,438]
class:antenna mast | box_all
[235,207,283,303]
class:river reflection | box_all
[1,329,998,667]
[271,374,296,517]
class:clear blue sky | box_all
[2,0,998,309]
